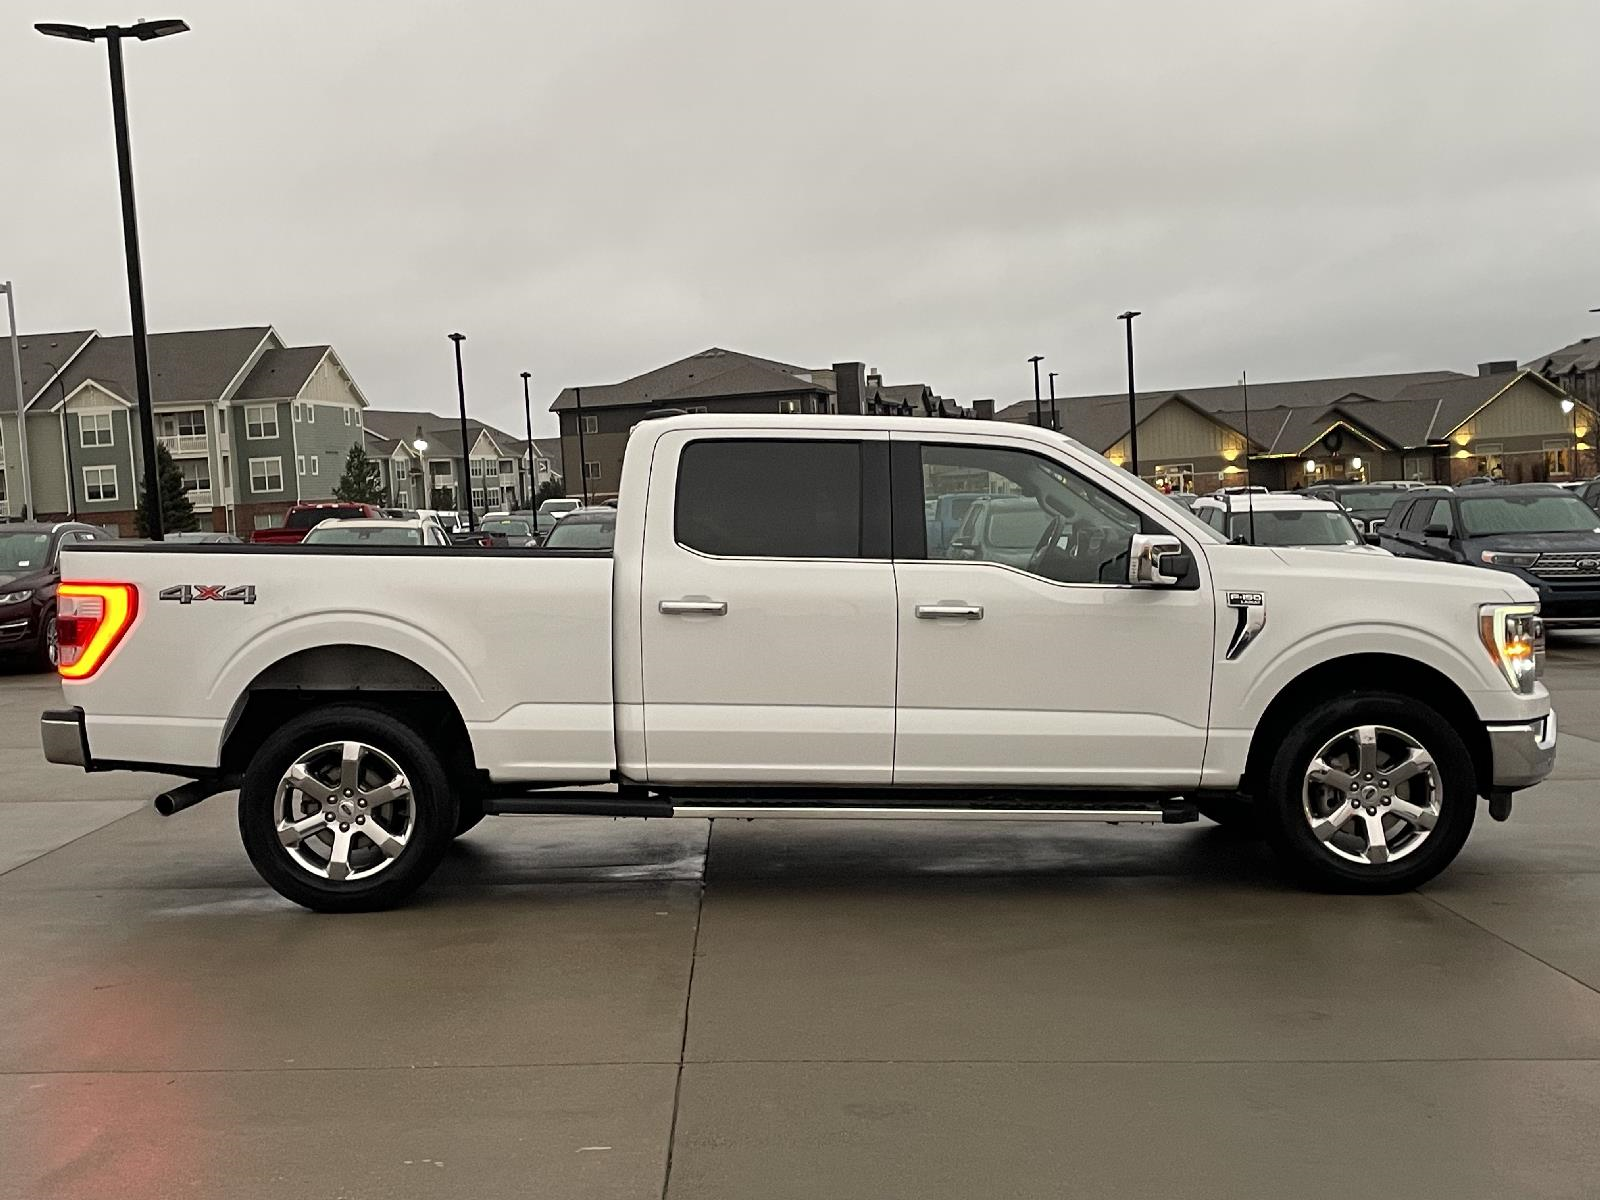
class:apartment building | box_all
[362,410,559,515]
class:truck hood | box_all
[1460,530,1600,554]
[1205,542,1535,605]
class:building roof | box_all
[0,330,97,412]
[550,347,823,412]
[48,326,275,407]
[235,346,330,400]
[363,408,558,463]
[1525,335,1600,376]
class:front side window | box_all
[245,404,278,439]
[79,411,114,448]
[918,443,1141,584]
[83,465,118,502]
[1420,499,1455,535]
[676,438,861,558]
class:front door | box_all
[891,434,1215,788]
[638,430,898,784]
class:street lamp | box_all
[521,370,535,509]
[1047,371,1059,432]
[37,18,190,539]
[574,385,590,506]
[448,332,474,530]
[1028,355,1044,427]
[1117,311,1141,478]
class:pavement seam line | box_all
[1418,889,1600,999]
[660,818,712,1200]
[0,804,146,881]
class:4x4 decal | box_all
[159,584,257,605]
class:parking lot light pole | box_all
[448,333,475,531]
[1048,370,1059,432]
[1118,311,1141,477]
[574,386,590,506]
[521,371,535,509]
[37,18,190,540]
[1028,355,1044,427]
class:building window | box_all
[471,488,488,510]
[82,465,118,502]
[217,407,227,433]
[245,404,278,439]
[777,399,799,414]
[1152,463,1195,492]
[305,404,315,424]
[296,455,306,475]
[1475,443,1504,478]
[498,458,514,476]
[78,411,114,448]
[1544,439,1573,478]
[311,457,319,476]
[355,410,362,427]
[292,404,302,423]
[250,457,284,493]
[430,460,452,479]
[343,408,352,425]
[581,415,598,435]
[178,458,211,495]
[584,460,602,480]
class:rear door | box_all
[890,433,1215,787]
[638,430,898,784]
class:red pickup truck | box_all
[249,502,384,545]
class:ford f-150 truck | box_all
[40,415,1557,911]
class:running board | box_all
[482,793,1198,824]
[669,805,1175,823]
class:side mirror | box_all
[1129,534,1192,586]
[1423,524,1450,539]
[1364,532,1381,546]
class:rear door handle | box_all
[659,599,728,616]
[915,603,983,620]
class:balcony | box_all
[158,433,210,456]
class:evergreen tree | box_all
[535,477,566,503]
[136,444,199,536]
[334,443,384,504]
[430,485,456,511]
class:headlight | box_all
[1479,603,1543,694]
[0,589,34,605]
[1480,550,1539,567]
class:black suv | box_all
[1378,484,1600,625]
[0,522,111,668]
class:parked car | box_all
[251,502,384,545]
[381,508,420,520]
[1573,477,1600,515]
[1379,483,1600,625]
[1300,482,1414,534]
[536,498,583,530]
[1456,475,1506,487]
[539,507,616,550]
[946,496,1055,569]
[302,517,453,547]
[164,531,243,544]
[45,414,1555,911]
[479,516,539,547]
[924,491,987,558]
[1190,494,1381,552]
[0,521,111,667]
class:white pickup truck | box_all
[41,415,1556,910]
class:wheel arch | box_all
[1242,653,1490,798]
[219,644,477,781]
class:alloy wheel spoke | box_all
[1361,812,1391,864]
[1381,747,1434,787]
[1354,726,1380,777]
[1310,800,1356,842]
[277,812,328,849]
[1307,756,1356,793]
[361,822,408,859]
[325,827,356,881]
[339,742,364,793]
[1387,797,1438,831]
[361,775,411,810]
[286,764,334,803]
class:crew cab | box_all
[40,415,1557,911]
[249,502,384,545]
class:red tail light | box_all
[57,583,138,679]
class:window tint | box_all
[676,439,862,558]
[1387,500,1415,531]
[919,443,1141,584]
[1420,499,1455,535]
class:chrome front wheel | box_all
[274,740,417,881]
[1301,724,1442,866]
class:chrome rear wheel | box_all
[274,740,417,882]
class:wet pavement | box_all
[2,640,1599,1199]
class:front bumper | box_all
[1485,710,1558,791]
[41,707,90,769]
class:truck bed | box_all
[57,543,617,781]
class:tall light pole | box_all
[1,282,31,519]
[448,332,474,530]
[1117,311,1141,477]
[1047,371,1059,432]
[574,385,590,505]
[1028,355,1044,427]
[520,370,536,509]
[37,19,189,539]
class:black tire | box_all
[1260,692,1476,893]
[238,705,458,912]
[1197,794,1261,835]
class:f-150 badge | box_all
[159,584,257,605]
[1224,591,1265,659]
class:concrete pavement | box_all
[2,644,1599,1199]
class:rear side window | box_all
[676,439,862,558]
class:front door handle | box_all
[915,603,983,620]
[659,599,728,616]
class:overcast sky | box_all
[4,0,1598,437]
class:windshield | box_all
[1227,510,1360,547]
[543,517,616,549]
[539,500,579,514]
[1458,495,1600,536]
[1333,489,1403,518]
[303,526,422,545]
[483,520,531,536]
[0,532,50,574]
[287,506,369,529]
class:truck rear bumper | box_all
[1486,710,1557,791]
[41,707,91,769]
